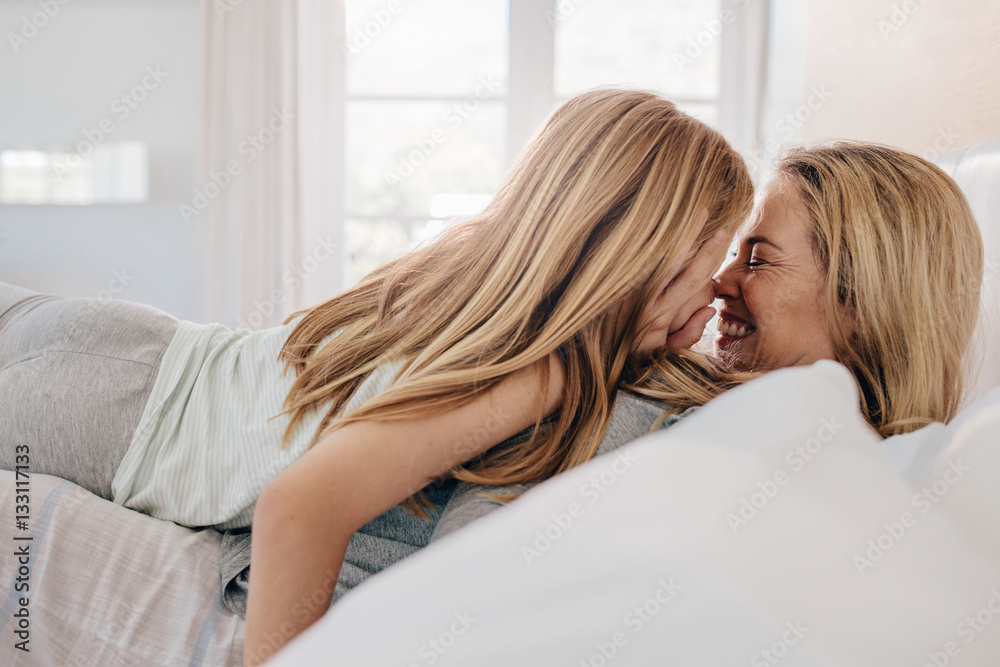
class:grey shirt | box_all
[218,391,691,618]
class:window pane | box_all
[676,101,719,128]
[346,217,447,286]
[345,0,508,97]
[0,148,94,205]
[550,99,720,129]
[345,100,505,217]
[555,0,722,100]
[0,144,149,205]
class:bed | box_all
[2,135,999,666]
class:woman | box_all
[0,89,754,665]
[713,141,983,436]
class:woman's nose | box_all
[713,263,741,301]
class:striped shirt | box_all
[110,316,404,530]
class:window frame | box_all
[338,0,769,286]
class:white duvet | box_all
[271,361,1000,667]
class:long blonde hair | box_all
[777,142,983,436]
[277,89,754,515]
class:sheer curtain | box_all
[199,0,345,329]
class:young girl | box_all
[0,89,754,664]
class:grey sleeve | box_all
[218,530,253,618]
[429,392,692,543]
[430,479,534,542]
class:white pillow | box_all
[271,361,1000,666]
[922,386,1000,560]
[879,385,1000,482]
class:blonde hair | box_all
[277,89,754,515]
[624,348,757,426]
[777,142,983,437]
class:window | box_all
[0,142,149,205]
[554,0,722,120]
[342,0,756,285]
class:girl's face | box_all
[631,279,717,355]
[608,217,729,357]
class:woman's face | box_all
[712,179,839,370]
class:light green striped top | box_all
[110,316,404,530]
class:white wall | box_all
[0,0,205,321]
[765,0,1000,157]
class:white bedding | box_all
[271,362,1000,666]
[1,366,998,666]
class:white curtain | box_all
[199,0,345,329]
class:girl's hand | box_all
[665,303,718,350]
[633,212,732,354]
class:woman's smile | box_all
[715,311,756,340]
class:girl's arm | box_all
[243,354,564,666]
